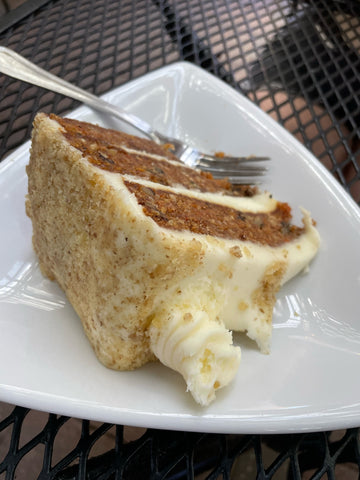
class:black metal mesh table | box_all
[0,0,359,478]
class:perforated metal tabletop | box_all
[0,0,359,478]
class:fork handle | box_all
[0,47,159,142]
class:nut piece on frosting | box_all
[26,113,320,406]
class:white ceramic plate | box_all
[1,62,360,434]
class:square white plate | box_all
[1,62,360,434]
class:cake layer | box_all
[124,180,304,245]
[54,115,257,197]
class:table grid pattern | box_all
[1,405,359,479]
[0,0,359,478]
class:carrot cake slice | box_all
[26,113,320,406]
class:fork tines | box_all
[198,154,270,169]
[198,155,269,184]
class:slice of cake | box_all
[26,113,320,406]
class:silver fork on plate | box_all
[0,47,269,184]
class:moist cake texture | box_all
[26,113,320,406]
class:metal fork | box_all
[0,47,269,184]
